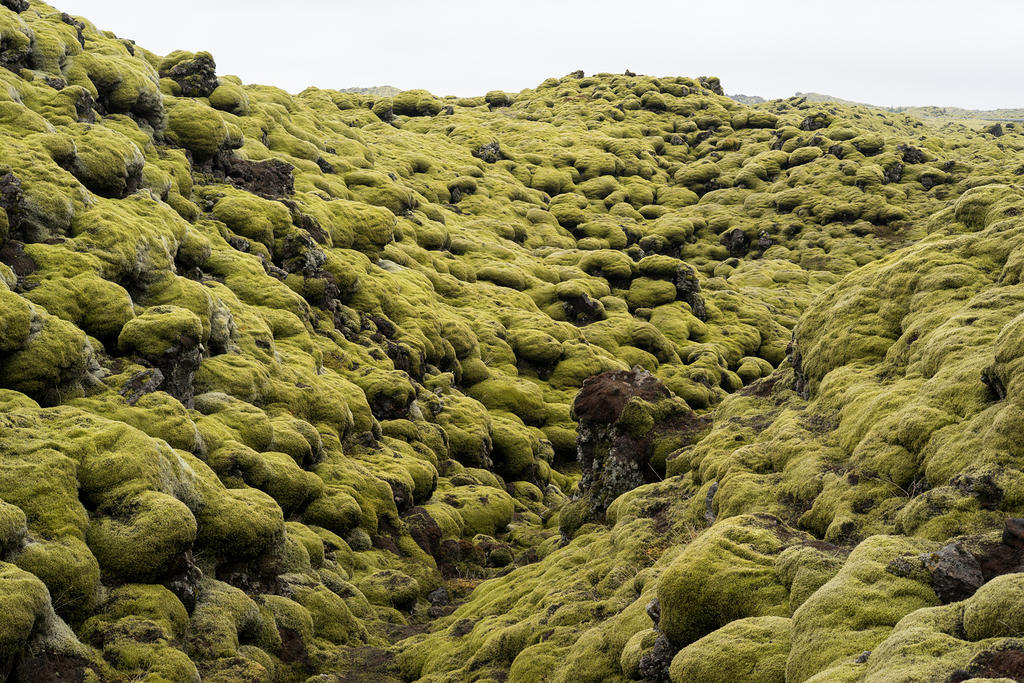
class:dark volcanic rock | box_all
[951,470,1003,511]
[428,587,449,606]
[950,646,1024,683]
[164,550,203,612]
[155,342,203,408]
[637,634,678,681]
[0,240,36,286]
[1003,517,1024,550]
[571,367,706,513]
[675,264,707,321]
[473,141,503,164]
[402,507,442,556]
[11,653,95,683]
[573,366,670,426]
[119,308,205,408]
[162,52,219,98]
[699,76,724,96]
[561,290,605,325]
[800,112,832,131]
[60,13,86,47]
[214,155,295,198]
[119,368,165,405]
[788,337,810,399]
[922,542,985,604]
[646,597,661,626]
[899,144,927,164]
[883,161,905,185]
[0,171,24,239]
[720,227,749,258]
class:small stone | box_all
[119,368,165,406]
[646,597,661,626]
[720,227,749,258]
[1003,518,1024,550]
[922,542,984,603]
[473,141,503,164]
[428,587,449,606]
[637,634,677,681]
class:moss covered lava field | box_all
[3,2,1024,681]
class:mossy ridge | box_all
[0,1,1023,679]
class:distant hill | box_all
[338,85,402,96]
[733,91,1024,122]
[902,105,1024,122]
[727,93,766,105]
[794,91,882,109]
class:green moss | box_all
[326,198,397,250]
[467,375,547,426]
[24,273,134,342]
[0,499,26,556]
[207,442,323,515]
[392,89,443,117]
[774,544,846,612]
[789,146,822,166]
[80,587,194,681]
[787,535,938,682]
[291,583,367,644]
[285,522,325,568]
[962,573,1024,641]
[549,341,627,389]
[344,170,417,216]
[736,355,774,384]
[484,90,514,108]
[186,579,266,661]
[209,82,250,115]
[626,277,677,309]
[657,515,798,646]
[620,627,658,678]
[669,616,791,683]
[269,414,322,466]
[862,569,1024,681]
[353,569,420,609]
[164,97,232,159]
[94,584,189,638]
[61,124,143,199]
[425,482,514,537]
[0,287,32,353]
[0,561,52,660]
[531,166,573,195]
[186,451,285,561]
[556,497,589,539]
[0,310,93,405]
[489,415,538,477]
[211,190,292,248]
[14,537,101,618]
[117,304,202,358]
[87,490,197,581]
[304,487,364,537]
[194,392,274,451]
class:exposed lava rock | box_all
[567,367,708,524]
[160,51,219,98]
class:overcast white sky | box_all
[57,0,1023,110]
